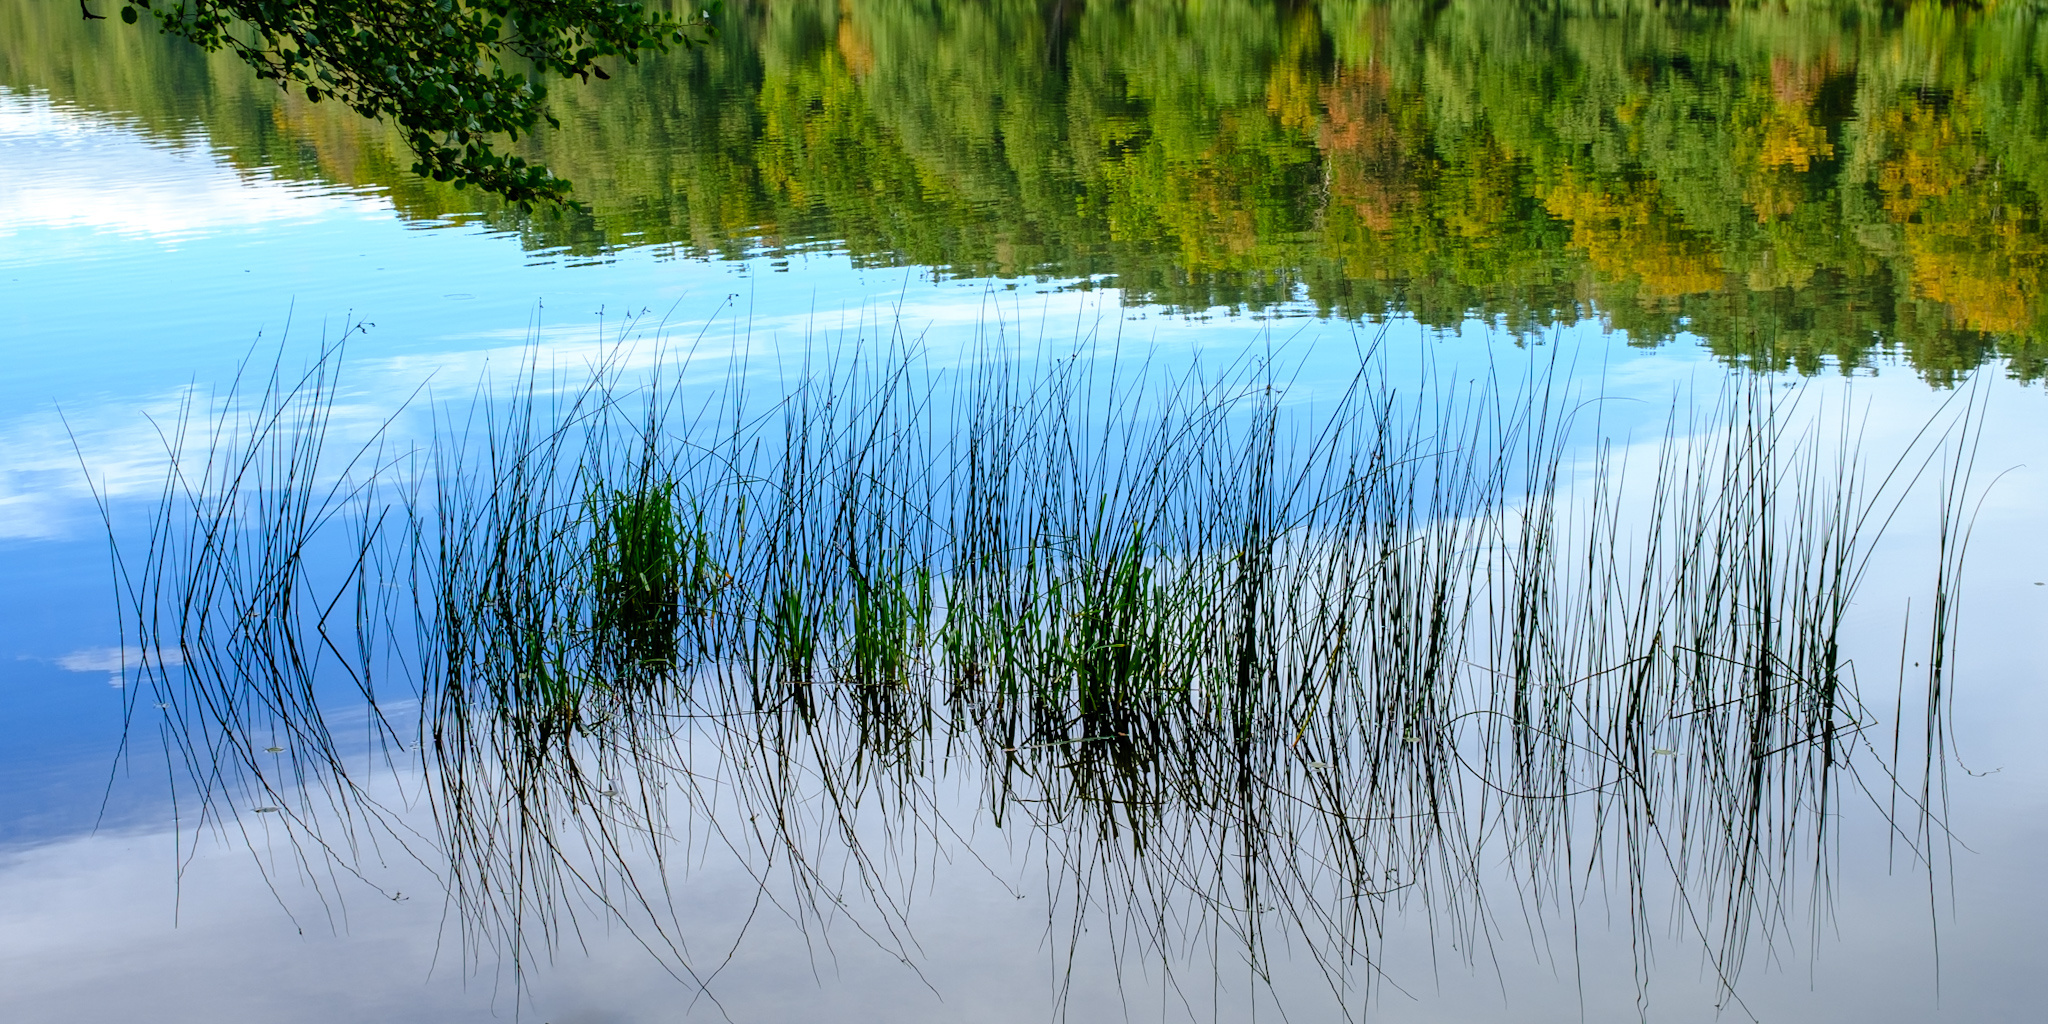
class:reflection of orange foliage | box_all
[1875,99,2044,335]
[1542,174,1722,299]
[1768,55,1831,109]
[836,2,874,80]
[1317,65,1418,233]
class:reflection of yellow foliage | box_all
[1542,174,1723,299]
[1731,65,1835,221]
[1265,9,1325,136]
[1755,109,1831,172]
[1872,98,2044,335]
[1874,102,1971,217]
[1908,226,2035,334]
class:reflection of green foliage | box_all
[6,0,2047,379]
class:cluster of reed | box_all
[109,324,1982,1009]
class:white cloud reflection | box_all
[0,89,384,250]
[0,767,2040,1023]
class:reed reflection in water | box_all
[107,319,1984,1017]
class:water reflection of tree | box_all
[7,0,2045,378]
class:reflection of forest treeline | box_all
[6,0,2045,378]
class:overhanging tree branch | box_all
[107,0,717,203]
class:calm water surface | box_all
[1,2,2045,1021]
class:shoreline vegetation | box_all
[7,0,2046,381]
[101,310,1988,1014]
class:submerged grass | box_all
[105,314,1988,1017]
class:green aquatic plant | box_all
[106,318,1990,1014]
[586,478,687,679]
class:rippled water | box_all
[1,3,2045,1022]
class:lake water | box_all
[2,2,2045,1021]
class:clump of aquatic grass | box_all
[92,327,418,907]
[586,477,689,678]
[107,315,1989,1014]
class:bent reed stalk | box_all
[107,314,1984,1014]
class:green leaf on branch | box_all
[105,0,719,204]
